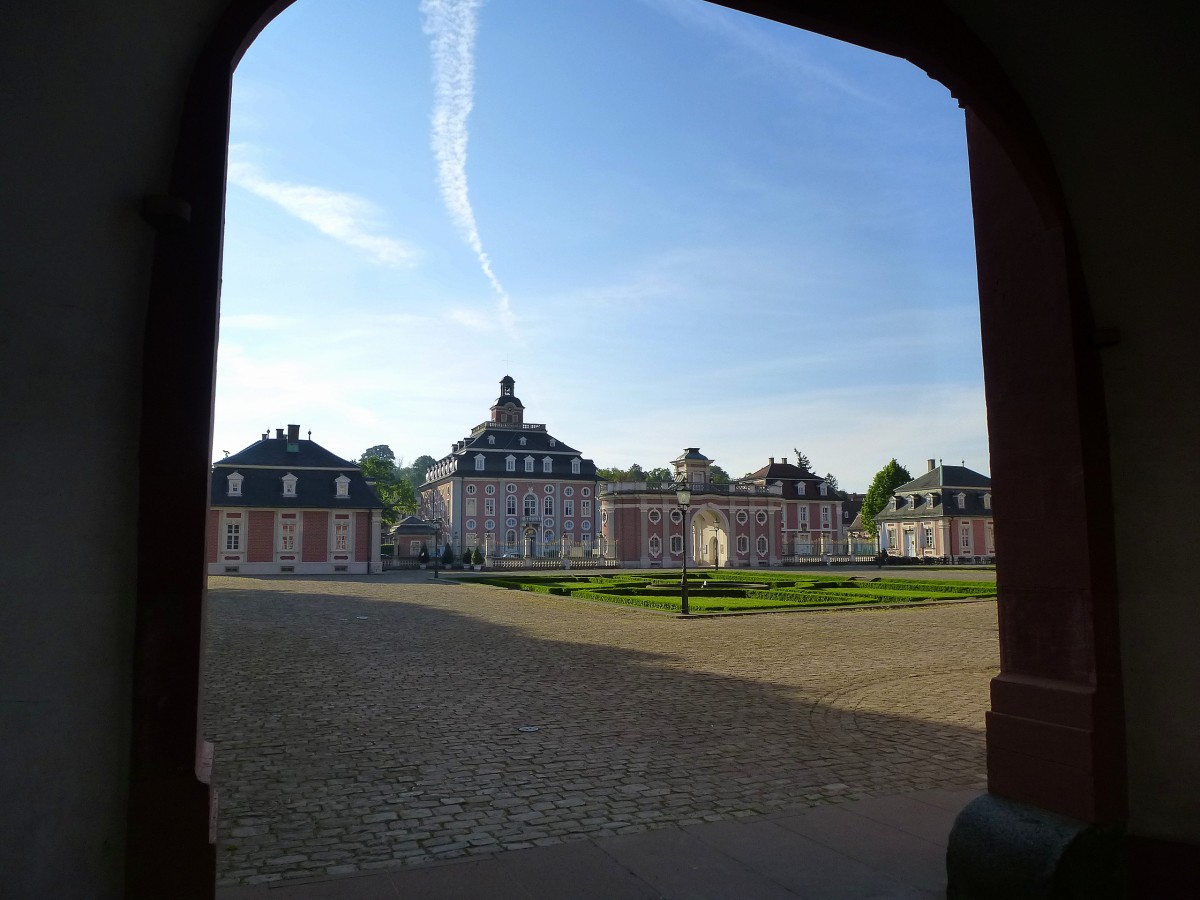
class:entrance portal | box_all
[691,508,728,568]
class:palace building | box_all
[599,449,849,568]
[419,377,602,558]
[208,425,384,575]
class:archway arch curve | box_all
[131,2,1123,894]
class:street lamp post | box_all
[677,484,692,616]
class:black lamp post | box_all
[677,484,692,615]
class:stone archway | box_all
[129,2,1132,895]
[690,507,729,568]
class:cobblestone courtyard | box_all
[204,572,998,888]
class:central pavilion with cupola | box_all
[419,376,601,559]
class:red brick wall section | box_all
[207,509,218,563]
[247,510,274,563]
[302,511,328,562]
[355,511,369,561]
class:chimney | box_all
[275,428,284,439]
[286,424,300,452]
[928,458,936,472]
[768,457,775,465]
[261,432,268,441]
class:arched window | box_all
[474,454,485,471]
[756,535,768,555]
[506,495,517,516]
[648,535,661,557]
[524,494,537,518]
[736,535,749,554]
[670,534,683,555]
[506,529,516,548]
[544,496,555,516]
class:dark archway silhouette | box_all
[129,1,1124,895]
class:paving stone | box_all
[204,571,996,887]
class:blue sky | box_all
[215,0,988,490]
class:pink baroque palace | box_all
[599,450,856,569]
[419,376,603,560]
[208,424,384,575]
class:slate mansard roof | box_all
[874,464,992,523]
[425,425,601,484]
[739,459,830,501]
[211,431,383,509]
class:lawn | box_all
[453,570,996,614]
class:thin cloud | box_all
[227,156,419,268]
[640,0,880,105]
[421,0,518,337]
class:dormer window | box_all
[475,453,485,471]
[819,482,828,496]
[542,456,553,473]
[984,492,992,510]
[226,471,243,496]
[505,455,516,472]
[889,497,897,510]
[549,439,556,447]
[487,435,495,445]
[524,455,534,473]
[519,437,527,447]
[798,482,806,496]
[956,492,966,509]
[571,457,581,475]
[282,473,298,497]
[334,474,350,498]
[926,493,934,509]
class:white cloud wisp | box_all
[421,0,517,336]
[228,158,419,268]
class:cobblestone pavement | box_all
[204,571,998,887]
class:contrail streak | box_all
[421,0,516,335]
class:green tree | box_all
[709,464,731,484]
[644,466,672,483]
[792,448,812,471]
[363,444,395,463]
[400,454,437,492]
[823,473,841,493]
[860,459,914,538]
[359,448,417,527]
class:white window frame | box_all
[334,474,350,497]
[984,492,992,510]
[648,509,661,524]
[563,499,574,517]
[571,458,581,474]
[799,506,808,524]
[542,456,553,473]
[523,494,537,518]
[225,520,241,551]
[581,499,592,517]
[474,454,485,471]
[506,495,517,516]
[756,535,768,555]
[820,505,831,528]
[798,482,806,496]
[960,522,972,550]
[487,435,495,445]
[544,496,555,517]
[280,519,296,552]
[333,520,350,552]
[957,492,966,509]
[409,539,422,556]
[819,482,828,496]
[670,534,683,555]
[226,471,243,496]
[519,437,527,446]
[281,472,298,497]
[524,456,534,473]
[465,497,477,516]
[648,535,662,557]
[505,455,516,472]
[484,497,495,516]
[736,535,749,554]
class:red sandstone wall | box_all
[302,511,328,562]
[206,509,218,563]
[355,511,369,561]
[247,510,273,562]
